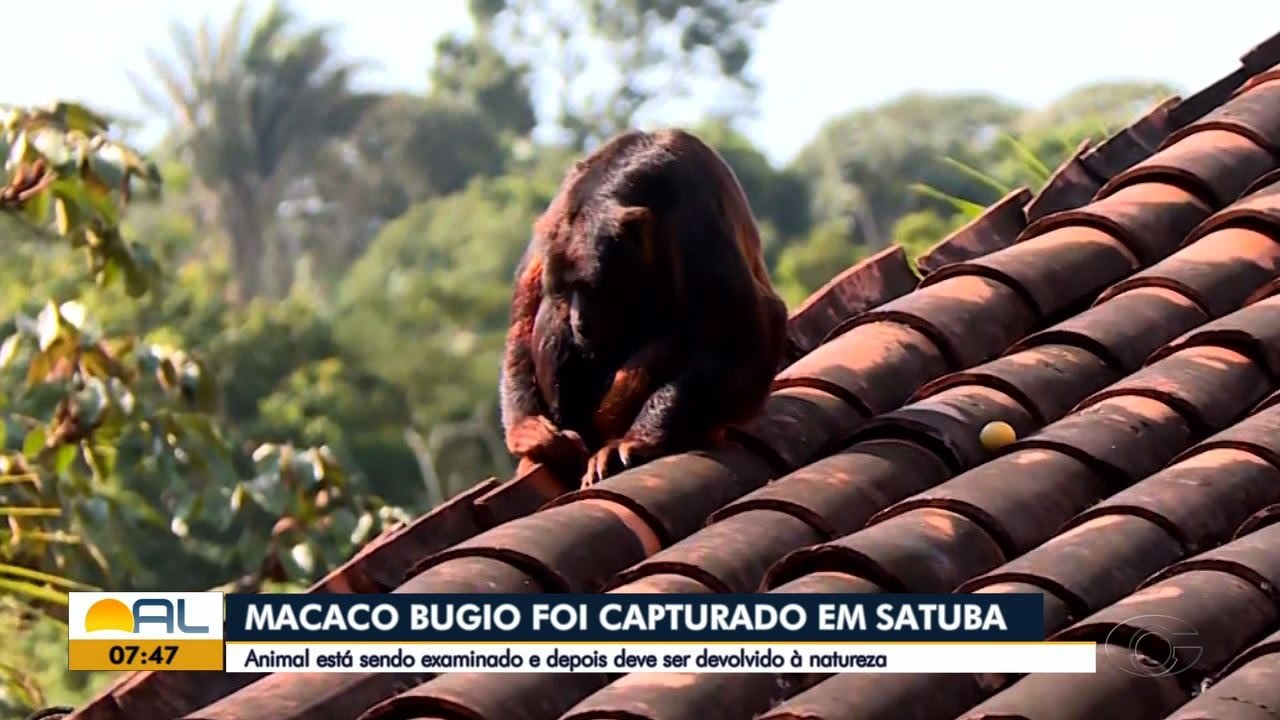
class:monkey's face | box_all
[541,264,604,349]
[542,241,644,357]
[567,285,604,347]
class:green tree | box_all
[334,172,558,490]
[1015,81,1178,135]
[773,220,866,307]
[136,1,375,301]
[891,209,963,263]
[475,0,777,148]
[792,93,1022,249]
[293,93,513,289]
[0,103,406,630]
[430,34,538,138]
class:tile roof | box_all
[65,29,1280,720]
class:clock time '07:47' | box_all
[108,644,179,666]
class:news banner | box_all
[67,592,1096,674]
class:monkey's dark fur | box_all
[499,128,787,486]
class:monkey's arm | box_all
[591,338,688,443]
[500,247,586,463]
[584,294,787,484]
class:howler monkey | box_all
[500,129,788,486]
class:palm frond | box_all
[997,132,1053,182]
[0,577,68,607]
[939,156,1010,196]
[0,564,96,591]
[909,182,987,219]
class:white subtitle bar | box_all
[224,642,1097,674]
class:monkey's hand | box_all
[582,437,661,487]
[506,415,588,463]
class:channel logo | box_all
[68,592,225,671]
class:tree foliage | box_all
[136,1,376,301]
[474,0,776,148]
[0,105,407,629]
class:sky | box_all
[8,0,1280,166]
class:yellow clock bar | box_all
[68,639,224,671]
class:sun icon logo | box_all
[85,598,136,633]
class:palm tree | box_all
[136,2,375,301]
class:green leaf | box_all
[22,427,46,458]
[53,194,79,235]
[51,101,111,134]
[252,443,279,463]
[53,442,77,475]
[95,254,122,289]
[289,454,319,490]
[83,180,120,228]
[30,127,73,171]
[0,333,21,369]
[908,183,988,219]
[79,345,112,379]
[126,242,159,296]
[230,482,247,511]
[20,186,51,225]
[997,132,1054,183]
[58,299,87,329]
[939,156,1011,196]
[92,482,165,525]
[8,130,30,167]
[0,562,96,591]
[123,254,149,297]
[0,506,60,517]
[24,347,51,386]
[350,511,376,546]
[0,577,68,606]
[288,542,316,575]
[82,443,113,481]
[88,144,128,193]
[35,300,63,351]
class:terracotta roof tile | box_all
[725,385,868,471]
[825,273,1038,368]
[603,508,822,593]
[774,320,949,417]
[708,439,953,539]
[1163,652,1280,720]
[762,672,1010,720]
[543,445,777,546]
[915,188,1032,276]
[952,645,1190,720]
[360,671,611,720]
[1075,99,1176,182]
[1059,567,1276,682]
[1012,286,1208,373]
[1218,626,1280,679]
[1022,139,1103,222]
[65,28,1280,720]
[1099,128,1274,209]
[764,506,1008,593]
[783,244,919,362]
[557,672,825,720]
[1165,76,1280,155]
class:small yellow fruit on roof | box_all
[980,421,1017,451]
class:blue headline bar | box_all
[224,593,1045,642]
